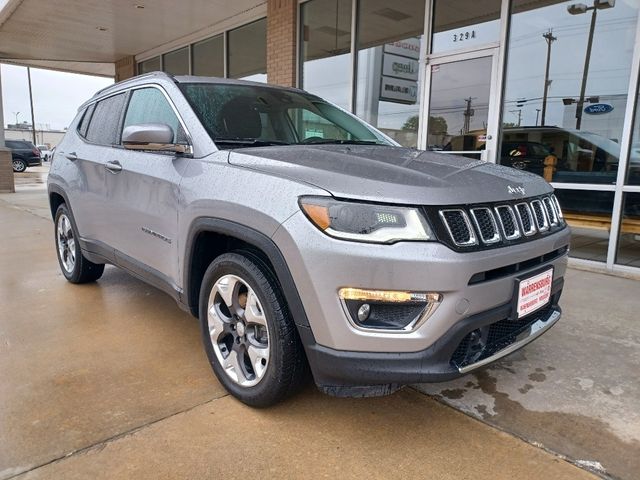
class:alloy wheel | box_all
[207,274,270,387]
[56,214,76,273]
[12,160,26,172]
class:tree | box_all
[402,115,448,135]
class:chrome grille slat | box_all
[530,199,549,232]
[542,197,558,226]
[494,205,521,240]
[439,209,478,247]
[470,208,501,244]
[515,203,537,236]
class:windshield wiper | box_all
[213,138,291,148]
[298,139,382,146]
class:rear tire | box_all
[12,159,27,173]
[54,204,105,283]
[199,252,307,407]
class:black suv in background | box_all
[7,140,42,172]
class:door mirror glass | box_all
[122,123,188,153]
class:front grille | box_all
[428,194,565,251]
[451,304,556,369]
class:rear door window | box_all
[77,103,96,139]
[122,87,187,144]
[85,93,127,146]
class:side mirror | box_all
[122,123,189,154]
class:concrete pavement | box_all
[0,166,632,479]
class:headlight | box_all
[299,196,434,244]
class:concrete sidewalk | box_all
[0,168,636,479]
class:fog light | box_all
[357,303,371,322]
[338,287,442,332]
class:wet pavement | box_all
[0,166,635,479]
[415,268,640,480]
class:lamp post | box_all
[567,0,615,130]
[12,111,20,126]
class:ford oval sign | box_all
[584,103,614,115]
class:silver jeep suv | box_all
[48,72,570,406]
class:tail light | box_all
[32,148,41,157]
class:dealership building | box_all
[0,0,639,274]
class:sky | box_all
[1,64,113,131]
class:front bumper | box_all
[301,279,563,394]
[274,211,570,353]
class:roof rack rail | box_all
[94,71,175,97]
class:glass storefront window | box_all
[228,19,267,82]
[427,55,493,158]
[163,47,189,75]
[300,0,352,110]
[500,0,639,184]
[355,0,425,147]
[616,193,640,266]
[138,56,160,74]
[555,189,614,262]
[192,35,224,77]
[431,0,502,53]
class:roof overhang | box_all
[0,0,265,76]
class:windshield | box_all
[179,83,393,149]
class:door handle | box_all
[66,152,78,161]
[105,160,122,173]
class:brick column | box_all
[267,0,297,87]
[0,66,15,193]
[115,56,136,82]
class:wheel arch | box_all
[184,218,311,333]
[48,184,71,220]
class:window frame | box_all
[81,91,129,148]
[118,84,194,154]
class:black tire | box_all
[12,159,27,173]
[54,204,105,283]
[199,251,308,407]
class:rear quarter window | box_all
[85,93,127,146]
[77,103,96,139]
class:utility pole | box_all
[463,97,473,134]
[510,109,522,127]
[27,67,36,145]
[575,7,597,130]
[541,30,556,127]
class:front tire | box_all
[54,204,104,283]
[199,252,307,407]
[12,159,27,173]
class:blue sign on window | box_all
[584,103,614,115]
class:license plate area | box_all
[514,267,553,319]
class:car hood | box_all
[227,145,552,205]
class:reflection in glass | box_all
[193,35,224,77]
[626,87,640,186]
[138,57,160,74]
[355,0,425,147]
[163,47,189,75]
[555,189,612,262]
[500,0,639,184]
[228,19,267,82]
[615,193,640,265]
[427,56,492,159]
[431,0,502,53]
[300,0,352,110]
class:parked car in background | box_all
[37,144,53,161]
[6,140,42,172]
